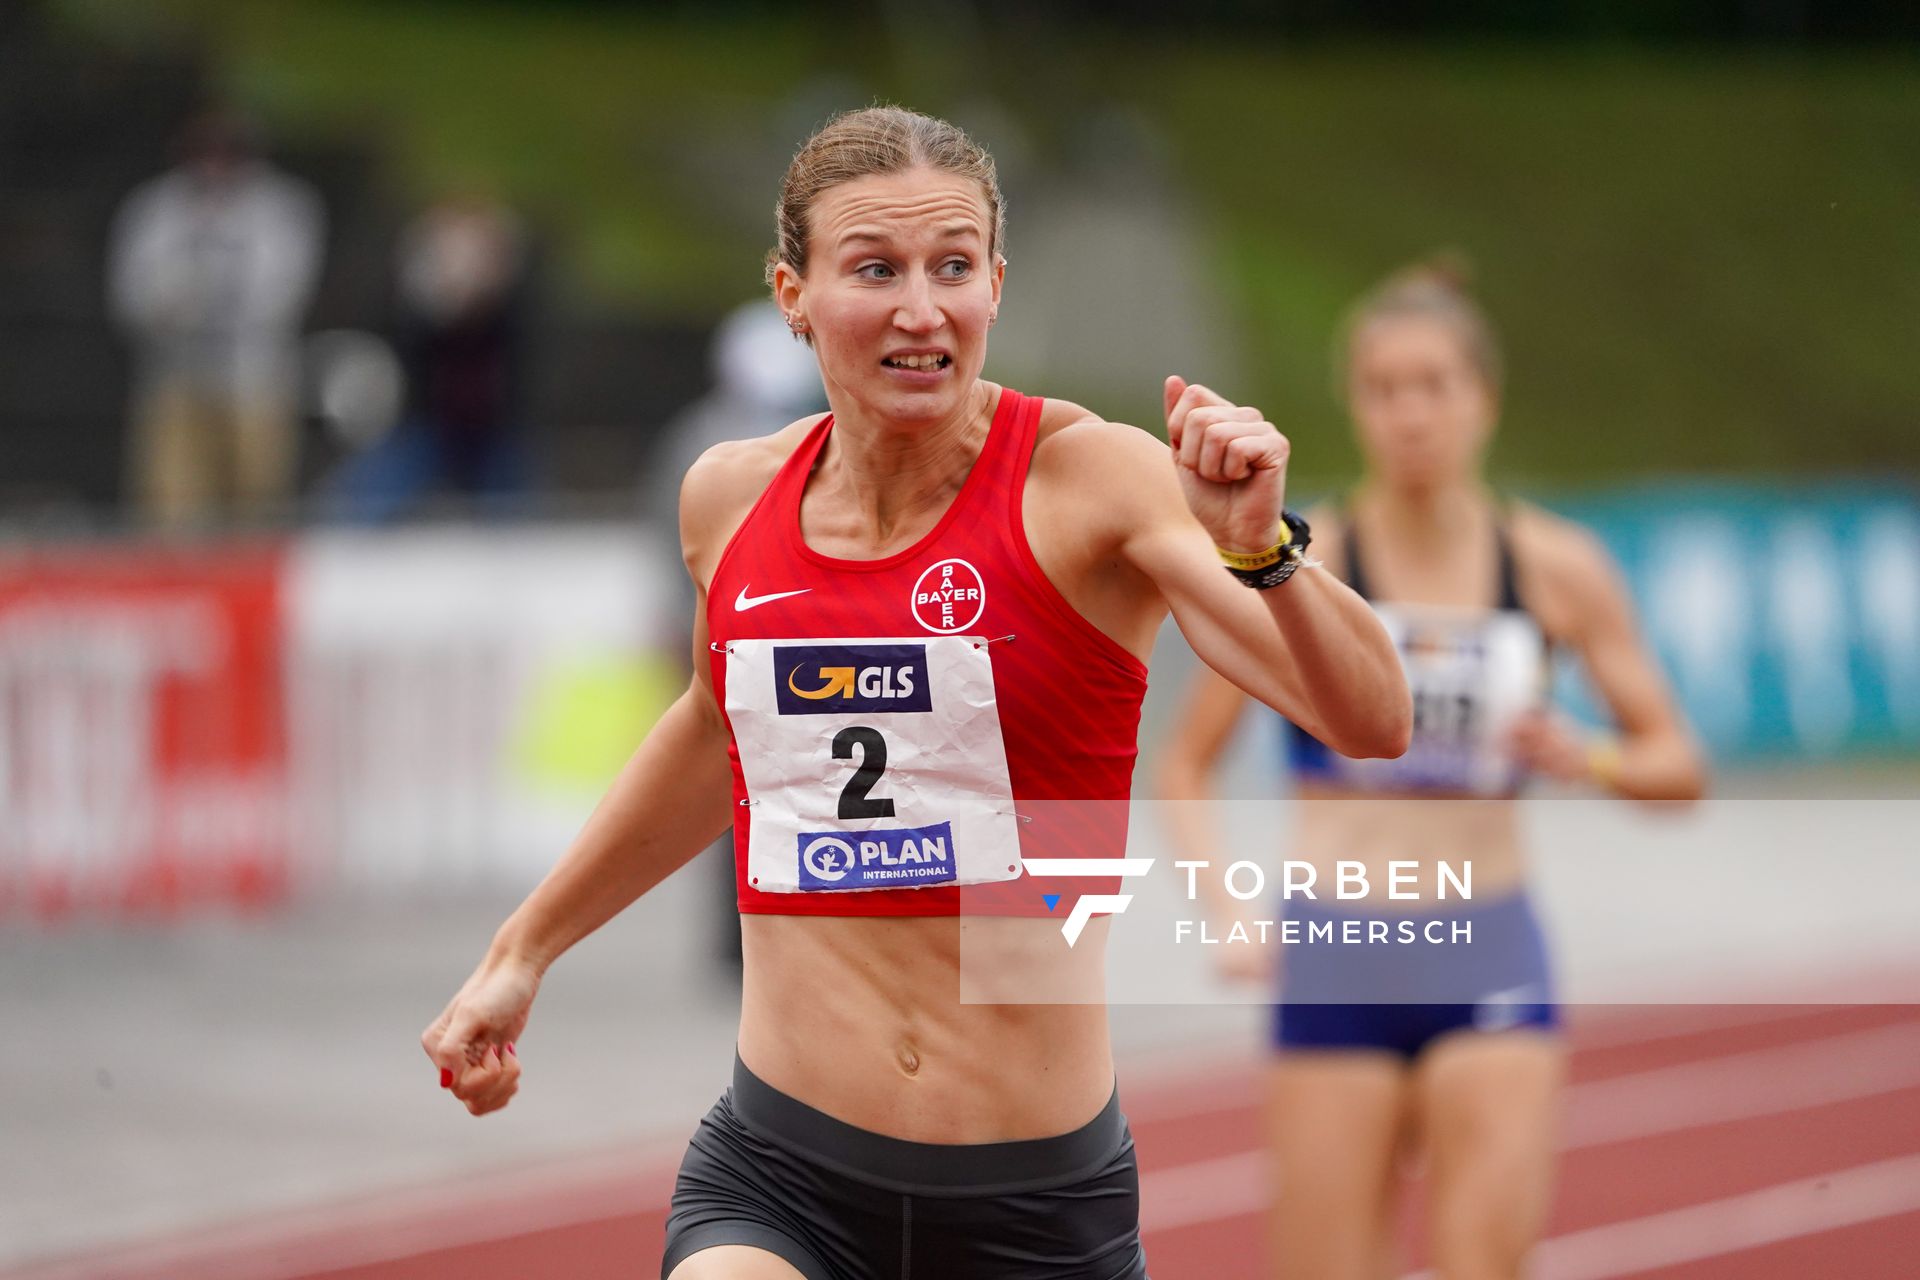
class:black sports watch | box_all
[1221,509,1313,590]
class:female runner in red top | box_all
[423,106,1411,1280]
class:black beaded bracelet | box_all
[1226,553,1304,590]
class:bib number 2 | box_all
[833,726,895,819]
[722,634,1023,893]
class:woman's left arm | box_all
[1509,508,1709,801]
[1120,377,1410,760]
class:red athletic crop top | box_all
[706,387,1148,917]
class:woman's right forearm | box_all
[488,682,736,974]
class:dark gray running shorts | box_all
[661,1055,1150,1279]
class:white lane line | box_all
[1566,1020,1920,1147]
[1138,1021,1920,1235]
[1402,1153,1920,1280]
[1564,1002,1873,1052]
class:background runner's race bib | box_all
[1328,605,1547,795]
[723,635,1023,893]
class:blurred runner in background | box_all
[1159,260,1707,1279]
[108,107,324,528]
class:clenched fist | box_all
[421,956,539,1116]
[1164,375,1291,554]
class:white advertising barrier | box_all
[283,525,680,894]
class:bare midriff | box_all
[737,913,1116,1143]
[1288,783,1528,906]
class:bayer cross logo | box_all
[1021,858,1155,946]
[910,558,986,633]
[802,835,855,883]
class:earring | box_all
[988,311,998,328]
[786,314,807,334]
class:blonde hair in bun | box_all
[1336,251,1504,396]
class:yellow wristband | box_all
[1587,737,1624,788]
[1216,541,1286,571]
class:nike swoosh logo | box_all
[1476,984,1543,1007]
[734,586,812,612]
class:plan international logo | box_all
[799,823,957,891]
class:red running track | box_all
[15,1006,1920,1279]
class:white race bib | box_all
[1332,606,1547,794]
[722,635,1023,893]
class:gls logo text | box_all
[773,643,933,716]
[1022,857,1155,946]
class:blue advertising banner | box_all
[1544,482,1919,761]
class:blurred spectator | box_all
[108,108,325,529]
[641,300,823,525]
[645,300,822,972]
[320,195,531,521]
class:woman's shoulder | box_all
[1031,396,1166,468]
[1505,499,1630,634]
[683,415,822,501]
[1507,500,1617,584]
[1019,399,1176,554]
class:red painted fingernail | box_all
[506,1043,516,1057]
[440,1068,453,1088]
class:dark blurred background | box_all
[4,0,1917,522]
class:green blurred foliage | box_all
[1123,45,1920,483]
[52,0,1920,485]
